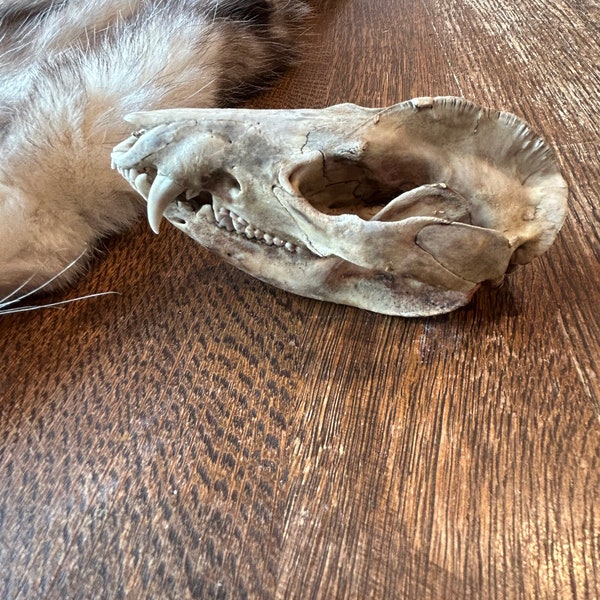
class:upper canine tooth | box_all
[147,174,186,234]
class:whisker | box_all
[0,249,89,309]
[0,291,120,315]
[0,275,35,307]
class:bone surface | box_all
[111,97,568,316]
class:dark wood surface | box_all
[1,0,599,598]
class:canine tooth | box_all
[134,173,152,199]
[147,174,186,234]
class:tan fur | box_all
[0,0,308,299]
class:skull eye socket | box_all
[288,154,435,220]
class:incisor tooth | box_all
[134,173,152,199]
[147,174,186,234]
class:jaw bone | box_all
[111,97,568,317]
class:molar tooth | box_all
[147,174,186,234]
[273,237,285,247]
[263,234,274,245]
[232,218,245,233]
[285,242,296,252]
[253,229,263,238]
[244,226,255,239]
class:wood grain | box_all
[1,0,599,598]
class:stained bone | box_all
[112,97,568,316]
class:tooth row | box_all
[215,207,302,253]
[113,164,303,254]
[114,165,149,196]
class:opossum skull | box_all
[112,97,567,316]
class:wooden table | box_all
[1,0,598,597]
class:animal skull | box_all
[111,97,568,316]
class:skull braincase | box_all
[112,97,568,317]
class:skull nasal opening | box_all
[287,153,435,220]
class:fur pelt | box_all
[0,0,309,299]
